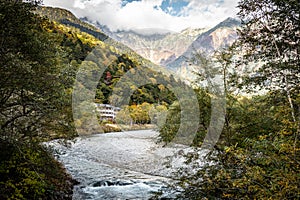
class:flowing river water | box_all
[50,130,200,199]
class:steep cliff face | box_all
[185,17,240,54]
[84,20,208,66]
[109,28,208,66]
[167,17,240,80]
[73,15,240,81]
[81,17,240,79]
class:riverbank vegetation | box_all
[0,1,81,198]
[158,0,299,199]
[1,0,299,199]
[0,0,178,198]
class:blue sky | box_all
[121,0,142,7]
[122,0,190,16]
[43,0,239,32]
[159,0,189,16]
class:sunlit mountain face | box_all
[82,17,239,71]
[43,0,240,82]
[98,26,208,66]
[167,17,241,81]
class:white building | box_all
[95,104,121,121]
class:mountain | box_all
[81,17,240,82]
[38,7,158,66]
[37,7,109,41]
[113,28,207,66]
[81,17,208,66]
[185,17,240,55]
[37,6,179,106]
[167,17,241,80]
[39,7,240,83]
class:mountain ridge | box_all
[166,17,241,80]
[38,6,241,82]
[84,18,209,66]
[81,16,240,72]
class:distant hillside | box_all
[81,16,240,83]
[38,7,151,64]
[184,17,240,55]
[114,28,208,66]
[38,7,240,84]
[37,6,179,107]
[167,17,241,81]
[81,17,208,66]
[37,7,108,41]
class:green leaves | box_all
[0,0,80,142]
[0,1,79,199]
[235,0,300,92]
[165,92,300,199]
[0,140,73,200]
[158,88,211,145]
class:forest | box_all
[0,0,178,198]
[158,0,300,199]
[0,0,299,199]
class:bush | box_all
[0,139,74,200]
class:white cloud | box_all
[43,0,239,32]
[42,0,74,8]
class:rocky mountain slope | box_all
[83,17,240,81]
[167,17,241,80]
[81,18,208,66]
[37,7,164,69]
[39,7,240,82]
[109,28,207,66]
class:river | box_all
[50,130,195,199]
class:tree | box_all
[235,0,300,126]
[0,0,75,142]
[0,1,76,198]
[157,2,300,198]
